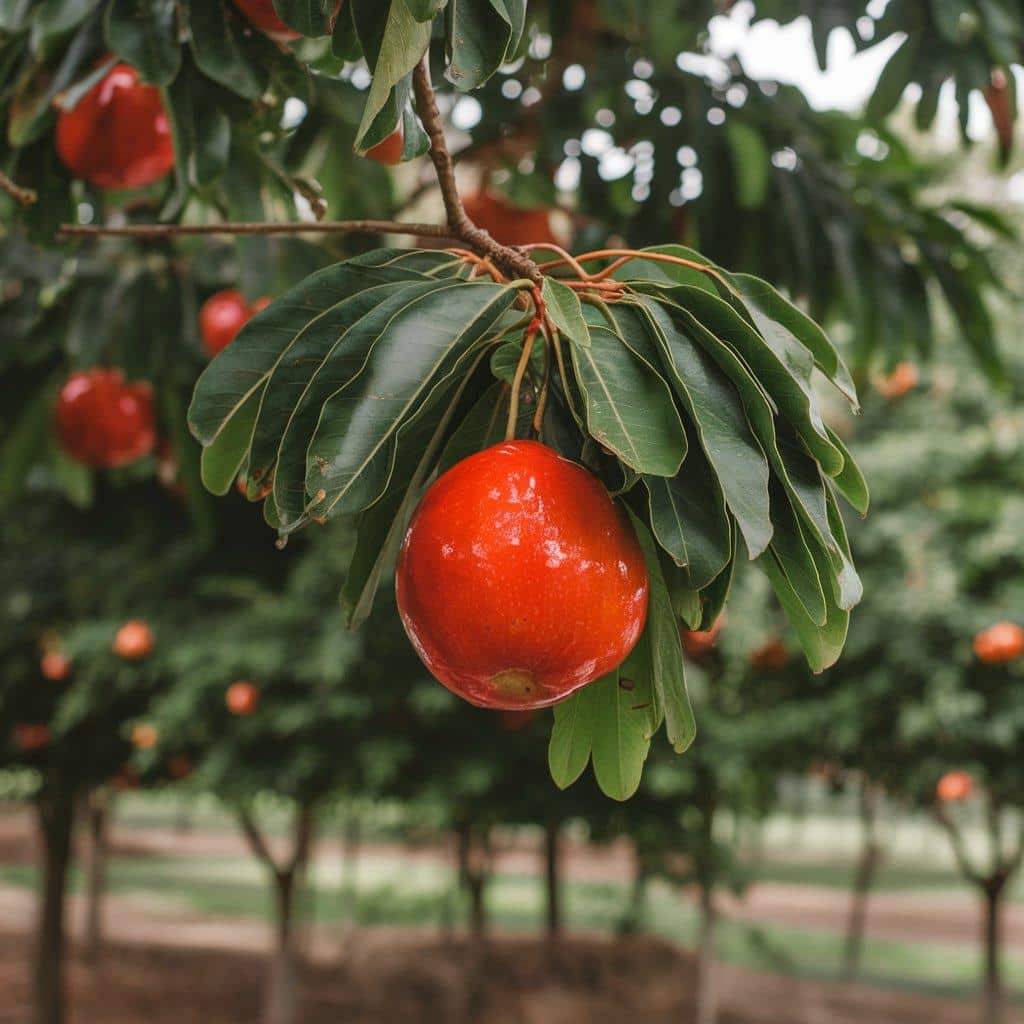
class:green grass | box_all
[3,850,1024,1004]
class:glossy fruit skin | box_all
[199,290,272,357]
[113,620,154,660]
[56,63,174,190]
[41,652,72,682]
[973,621,1024,664]
[226,681,260,716]
[396,441,649,710]
[937,770,974,803]
[366,126,404,165]
[462,191,559,249]
[55,369,156,469]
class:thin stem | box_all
[0,169,37,206]
[550,327,579,422]
[57,220,457,241]
[532,318,553,436]
[507,318,541,441]
[519,243,592,280]
[540,248,735,293]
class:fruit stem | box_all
[531,318,553,437]
[507,318,542,441]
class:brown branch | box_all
[237,807,282,876]
[288,801,317,874]
[934,805,983,886]
[411,55,542,284]
[56,219,458,242]
[0,169,37,206]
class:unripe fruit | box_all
[366,125,405,165]
[226,681,260,716]
[462,191,560,249]
[55,369,156,469]
[132,723,158,750]
[14,724,51,752]
[937,770,974,803]
[396,441,649,709]
[681,619,722,659]
[113,620,154,660]
[41,652,72,682]
[874,362,918,399]
[973,621,1024,664]
[56,63,174,190]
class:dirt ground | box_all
[0,929,1012,1024]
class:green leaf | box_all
[200,388,261,495]
[643,445,731,590]
[631,513,695,754]
[725,122,769,209]
[548,690,593,790]
[588,663,652,802]
[568,320,687,477]
[610,245,718,294]
[0,385,53,509]
[445,0,525,91]
[767,483,827,625]
[637,297,773,558]
[866,35,918,122]
[188,0,267,100]
[541,277,589,348]
[272,0,338,35]
[105,0,181,86]
[437,382,509,473]
[29,0,97,53]
[826,427,869,515]
[305,281,515,518]
[403,0,446,19]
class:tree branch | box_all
[411,54,542,284]
[56,220,458,242]
[0,169,37,206]
[237,807,282,876]
[288,800,316,875]
[934,805,983,886]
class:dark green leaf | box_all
[105,0,181,86]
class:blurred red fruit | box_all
[396,441,648,710]
[56,63,174,190]
[113,621,154,660]
[937,770,974,803]
[226,681,260,716]
[131,723,158,750]
[462,191,560,249]
[749,637,790,671]
[112,765,140,791]
[682,619,723,659]
[41,652,71,682]
[874,362,918,399]
[55,369,156,469]
[200,290,249,357]
[14,724,51,752]
[168,755,192,780]
[973,622,1024,664]
[366,125,405,165]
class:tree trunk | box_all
[456,820,489,939]
[620,855,648,934]
[695,884,718,1024]
[981,877,1007,1024]
[842,784,881,980]
[32,785,76,1024]
[338,812,360,954]
[544,819,562,939]
[81,791,110,965]
[265,870,298,1024]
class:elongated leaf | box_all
[200,388,261,495]
[609,245,718,294]
[548,689,593,789]
[638,297,773,558]
[866,35,918,122]
[188,1,266,100]
[826,426,869,515]
[767,482,827,625]
[542,277,589,348]
[306,281,515,517]
[569,320,687,477]
[105,0,180,85]
[445,0,525,90]
[588,662,652,802]
[272,0,337,35]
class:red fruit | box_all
[55,369,156,469]
[112,764,140,791]
[396,440,649,710]
[462,191,560,249]
[973,622,1024,664]
[681,619,722,659]
[56,63,174,190]
[874,362,918,399]
[13,724,51,752]
[249,295,272,315]
[366,125,405,166]
[226,681,260,716]
[233,0,342,42]
[937,771,974,803]
[113,620,154,660]
[131,723,158,750]
[41,652,72,682]
[199,289,251,357]
[749,637,790,671]
[168,755,192,780]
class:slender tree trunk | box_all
[842,784,881,980]
[265,869,298,1024]
[695,884,718,1024]
[621,855,648,934]
[981,877,1007,1024]
[544,819,562,939]
[455,820,489,939]
[32,785,76,1024]
[338,811,360,954]
[81,790,110,965]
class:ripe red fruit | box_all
[13,724,51,752]
[55,63,174,190]
[681,619,723,659]
[937,770,974,803]
[462,191,560,249]
[973,622,1024,664]
[226,681,260,716]
[749,637,790,671]
[232,0,342,41]
[366,125,405,165]
[55,369,156,469]
[113,620,154,660]
[396,441,649,710]
[131,723,158,750]
[41,652,72,682]
[874,362,918,399]
[168,755,192,780]
[199,290,249,357]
